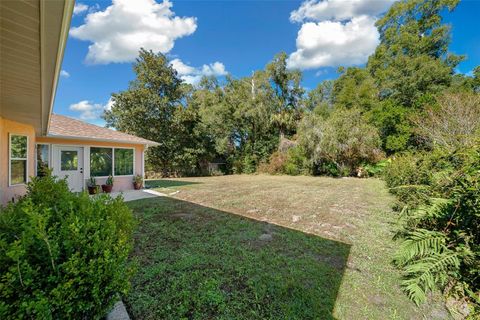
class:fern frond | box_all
[394,229,447,266]
[401,251,460,305]
[405,198,452,227]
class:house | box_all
[0,0,158,205]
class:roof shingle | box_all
[47,114,159,146]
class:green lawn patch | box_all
[126,196,349,320]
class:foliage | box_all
[305,80,334,116]
[366,99,414,153]
[333,67,378,111]
[365,0,461,152]
[259,145,310,176]
[412,92,480,151]
[0,175,136,319]
[105,175,114,186]
[266,52,305,137]
[386,145,480,313]
[298,108,383,176]
[361,159,391,177]
[87,176,97,187]
[104,49,208,176]
[133,174,143,184]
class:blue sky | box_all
[55,0,480,125]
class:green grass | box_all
[126,175,450,319]
[144,179,201,194]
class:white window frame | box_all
[35,143,51,176]
[89,146,114,178]
[113,147,135,177]
[9,134,29,186]
[89,146,135,178]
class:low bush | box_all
[258,146,310,176]
[386,146,480,315]
[298,108,384,176]
[0,175,136,319]
[383,149,455,208]
[360,159,391,177]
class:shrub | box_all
[258,146,310,176]
[0,175,136,319]
[360,159,391,177]
[258,151,287,175]
[298,108,383,176]
[382,149,454,208]
[388,145,480,314]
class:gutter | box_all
[45,134,160,147]
[41,0,75,136]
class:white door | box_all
[53,146,84,192]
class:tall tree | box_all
[369,0,461,105]
[104,49,205,175]
[366,0,462,152]
[266,52,305,138]
[333,67,378,111]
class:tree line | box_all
[104,0,478,178]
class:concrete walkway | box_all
[109,189,166,202]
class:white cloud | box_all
[69,98,113,120]
[60,70,70,78]
[290,0,395,22]
[73,3,89,16]
[287,0,394,70]
[170,59,228,85]
[70,0,197,64]
[287,16,380,70]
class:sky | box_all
[54,0,480,126]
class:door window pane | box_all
[114,149,134,176]
[90,147,113,176]
[36,144,49,176]
[61,151,78,171]
[11,160,27,185]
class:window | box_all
[90,147,113,177]
[10,135,28,185]
[36,144,49,177]
[61,150,78,171]
[89,147,134,177]
[114,149,134,176]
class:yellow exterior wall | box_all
[0,117,36,204]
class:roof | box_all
[47,114,159,146]
[0,0,74,135]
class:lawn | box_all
[126,175,449,319]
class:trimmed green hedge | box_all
[0,175,135,319]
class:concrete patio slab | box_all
[110,189,166,202]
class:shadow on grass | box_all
[126,196,350,320]
[144,179,202,189]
